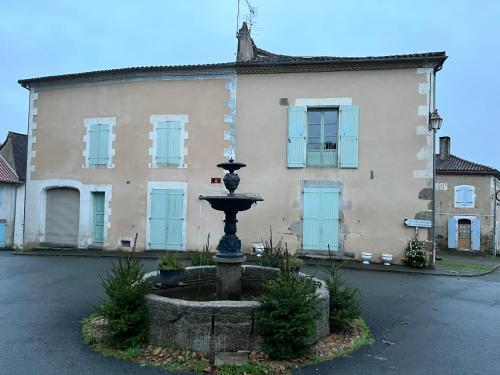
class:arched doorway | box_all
[457,218,472,250]
[45,188,80,246]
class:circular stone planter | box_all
[144,265,330,355]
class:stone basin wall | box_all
[145,265,329,355]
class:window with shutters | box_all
[287,105,359,169]
[149,115,188,168]
[83,117,116,168]
[454,185,475,208]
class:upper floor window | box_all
[454,185,475,208]
[83,117,116,168]
[306,109,339,167]
[149,115,188,168]
[287,105,359,169]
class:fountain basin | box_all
[144,265,329,356]
[199,194,263,212]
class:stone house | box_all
[0,132,27,248]
[18,24,447,263]
[435,136,499,253]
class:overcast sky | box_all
[1,0,499,167]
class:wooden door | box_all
[457,219,471,250]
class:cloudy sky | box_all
[1,0,499,167]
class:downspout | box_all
[494,177,498,256]
[431,69,437,267]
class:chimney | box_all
[236,22,255,62]
[439,136,451,159]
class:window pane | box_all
[307,111,321,125]
[324,110,338,125]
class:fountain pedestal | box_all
[215,256,246,300]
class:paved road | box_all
[1,252,499,375]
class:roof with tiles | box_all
[0,132,27,182]
[436,154,500,178]
[0,155,19,183]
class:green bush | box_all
[404,239,428,269]
[191,233,215,266]
[98,254,152,349]
[158,252,184,270]
[256,272,319,359]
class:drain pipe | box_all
[494,178,498,256]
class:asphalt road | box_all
[1,252,499,375]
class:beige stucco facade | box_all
[22,63,439,263]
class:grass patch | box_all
[217,363,274,374]
[437,260,493,271]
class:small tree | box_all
[322,248,362,333]
[256,252,319,359]
[98,253,152,349]
[403,239,428,269]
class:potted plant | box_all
[158,252,185,287]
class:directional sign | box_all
[404,218,432,228]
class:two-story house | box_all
[18,24,446,263]
[435,136,499,253]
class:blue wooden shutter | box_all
[0,222,5,247]
[454,187,464,207]
[471,217,480,251]
[166,189,184,249]
[448,217,457,249]
[320,188,340,250]
[150,189,168,249]
[157,121,181,165]
[464,187,474,207]
[303,187,340,251]
[89,124,109,165]
[339,105,359,168]
[92,192,105,243]
[303,188,321,250]
[287,106,306,168]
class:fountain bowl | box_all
[199,194,263,212]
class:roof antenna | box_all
[236,0,258,35]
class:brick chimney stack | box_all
[237,22,255,62]
[439,136,451,159]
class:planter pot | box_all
[361,252,372,265]
[381,253,393,266]
[159,269,182,287]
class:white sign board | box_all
[404,218,432,228]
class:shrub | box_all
[404,239,428,269]
[98,253,152,349]
[158,252,184,270]
[191,233,215,266]
[258,226,285,268]
[256,272,319,359]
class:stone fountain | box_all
[199,159,263,300]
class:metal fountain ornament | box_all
[199,159,263,300]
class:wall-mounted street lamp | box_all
[429,109,443,268]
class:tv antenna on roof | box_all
[236,0,258,35]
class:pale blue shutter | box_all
[287,107,306,168]
[156,121,181,165]
[448,217,457,249]
[0,222,5,247]
[454,187,464,207]
[166,189,184,249]
[303,187,340,251]
[150,189,168,249]
[89,124,109,165]
[320,188,340,251]
[339,105,359,168]
[92,192,105,243]
[464,187,474,207]
[471,217,480,251]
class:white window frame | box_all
[454,185,475,208]
[149,114,188,168]
[83,117,116,168]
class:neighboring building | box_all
[0,132,27,248]
[435,136,499,253]
[18,24,446,262]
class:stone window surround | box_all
[454,185,476,208]
[82,117,117,169]
[149,114,189,168]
